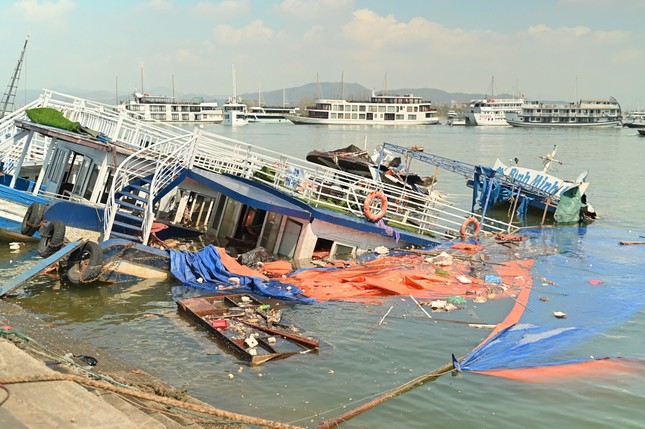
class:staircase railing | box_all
[103,131,198,245]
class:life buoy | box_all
[37,220,66,257]
[460,217,481,239]
[21,202,46,236]
[363,191,388,222]
[66,241,103,284]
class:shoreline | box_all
[0,299,298,428]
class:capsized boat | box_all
[373,143,595,223]
[0,90,519,290]
[305,143,436,195]
[480,145,596,222]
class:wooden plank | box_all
[0,227,39,243]
[0,241,83,297]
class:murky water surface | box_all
[2,125,645,428]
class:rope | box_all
[317,360,458,428]
[0,373,303,429]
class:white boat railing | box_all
[0,98,47,175]
[0,90,519,243]
[103,131,199,244]
[191,130,516,240]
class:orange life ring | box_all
[460,217,481,239]
[363,191,388,222]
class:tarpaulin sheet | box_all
[169,245,314,303]
[286,243,533,302]
[460,227,645,382]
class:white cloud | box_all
[144,0,173,12]
[274,0,353,19]
[213,20,274,45]
[611,48,642,65]
[194,0,251,18]
[12,0,75,22]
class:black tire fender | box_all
[66,241,103,284]
[21,202,46,236]
[37,220,66,257]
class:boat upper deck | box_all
[1,89,518,245]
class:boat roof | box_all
[14,119,139,157]
[187,169,312,220]
[187,169,440,246]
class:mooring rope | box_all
[0,373,302,429]
[316,360,458,429]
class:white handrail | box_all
[0,89,518,243]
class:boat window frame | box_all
[71,156,95,199]
[46,147,69,184]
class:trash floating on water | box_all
[177,293,319,365]
[553,311,567,319]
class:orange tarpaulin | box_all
[472,357,645,383]
[287,252,534,302]
[215,247,268,280]
[262,260,293,277]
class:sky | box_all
[1,0,644,109]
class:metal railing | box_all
[191,131,516,240]
[0,90,519,244]
[103,132,199,245]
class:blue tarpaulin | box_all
[460,227,645,379]
[169,245,315,303]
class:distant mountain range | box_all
[16,82,519,109]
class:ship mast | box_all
[232,64,238,102]
[1,35,29,118]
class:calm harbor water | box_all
[2,123,645,428]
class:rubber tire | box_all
[37,220,66,258]
[21,202,46,236]
[66,241,103,284]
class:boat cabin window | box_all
[313,237,333,257]
[259,212,283,253]
[46,148,69,184]
[277,219,302,258]
[73,158,100,201]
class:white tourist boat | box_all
[118,92,223,124]
[284,91,439,126]
[463,96,524,126]
[246,106,299,123]
[446,110,466,126]
[622,111,645,128]
[222,97,248,126]
[506,98,622,127]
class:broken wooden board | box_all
[0,241,82,297]
[177,293,318,365]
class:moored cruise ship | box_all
[464,97,524,126]
[222,96,248,127]
[506,98,622,128]
[118,92,223,124]
[284,91,439,126]
[246,106,299,123]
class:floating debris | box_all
[553,311,567,319]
